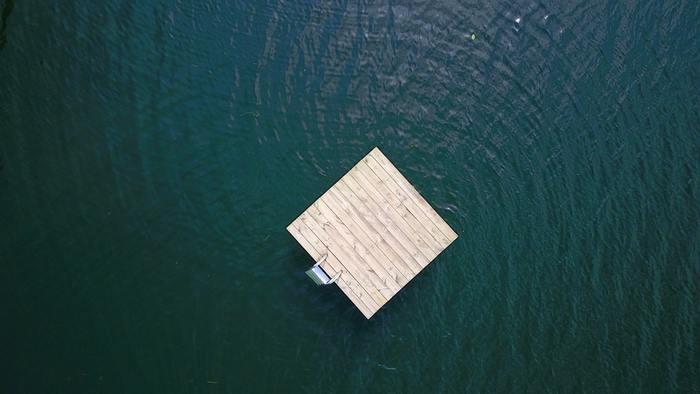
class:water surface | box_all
[2,0,699,392]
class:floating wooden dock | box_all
[287,147,458,318]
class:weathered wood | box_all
[362,155,453,248]
[319,194,410,286]
[342,174,430,267]
[287,147,458,319]
[310,201,402,295]
[352,162,442,258]
[299,211,388,306]
[324,187,416,280]
[332,180,423,275]
[287,222,376,317]
[369,148,458,242]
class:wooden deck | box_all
[287,147,458,318]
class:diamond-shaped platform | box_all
[287,147,458,318]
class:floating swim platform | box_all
[287,147,458,318]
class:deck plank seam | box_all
[353,162,444,257]
[369,149,458,241]
[326,186,419,278]
[319,194,410,286]
[289,221,377,316]
[340,177,428,270]
[345,171,434,265]
[315,198,405,291]
[303,207,396,301]
[361,156,451,249]
[298,212,388,306]
[333,179,424,274]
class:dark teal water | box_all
[2,0,699,392]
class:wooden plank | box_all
[287,223,375,318]
[349,165,436,263]
[289,220,379,314]
[299,211,389,306]
[313,199,404,293]
[361,155,452,249]
[323,188,417,281]
[287,222,376,318]
[341,175,431,268]
[319,192,410,287]
[347,166,436,264]
[333,179,424,274]
[305,202,397,300]
[352,162,443,257]
[369,148,458,242]
[289,221,364,303]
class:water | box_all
[2,0,699,392]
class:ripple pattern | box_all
[1,0,699,392]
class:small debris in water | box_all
[471,33,476,41]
